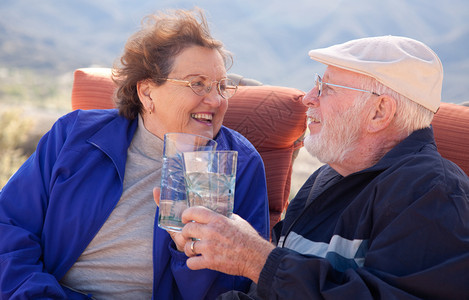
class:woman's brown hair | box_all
[112,8,232,120]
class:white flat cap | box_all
[308,36,443,113]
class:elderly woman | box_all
[0,9,269,300]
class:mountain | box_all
[1,0,468,103]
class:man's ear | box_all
[367,95,397,133]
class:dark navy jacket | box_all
[0,109,269,299]
[258,127,469,299]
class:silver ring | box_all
[190,240,197,255]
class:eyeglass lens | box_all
[315,74,322,97]
[189,76,236,99]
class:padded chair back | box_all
[432,102,469,176]
[71,68,307,232]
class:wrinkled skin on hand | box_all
[180,206,275,283]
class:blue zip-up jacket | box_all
[0,109,269,299]
[257,127,469,299]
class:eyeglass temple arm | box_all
[324,82,380,96]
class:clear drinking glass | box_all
[158,133,217,232]
[182,150,238,217]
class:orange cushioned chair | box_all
[71,68,307,233]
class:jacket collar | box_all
[87,113,138,182]
[363,126,436,174]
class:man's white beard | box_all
[304,104,364,164]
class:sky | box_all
[1,0,468,103]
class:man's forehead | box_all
[324,66,359,82]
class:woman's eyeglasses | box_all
[160,75,238,99]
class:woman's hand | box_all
[153,188,188,252]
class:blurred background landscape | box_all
[1,0,468,192]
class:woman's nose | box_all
[203,87,222,107]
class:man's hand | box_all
[180,206,275,283]
[153,188,188,252]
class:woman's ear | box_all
[137,79,153,103]
[367,95,397,133]
[137,79,155,114]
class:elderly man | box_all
[176,36,469,299]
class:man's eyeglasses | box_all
[314,73,380,97]
[159,75,238,99]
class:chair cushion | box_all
[72,68,115,110]
[432,102,469,176]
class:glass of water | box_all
[182,150,238,217]
[158,133,217,232]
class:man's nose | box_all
[302,89,319,107]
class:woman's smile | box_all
[191,112,213,125]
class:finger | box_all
[185,239,200,257]
[181,209,242,241]
[153,187,161,206]
[181,206,220,224]
[170,231,188,252]
[228,213,244,222]
[181,220,201,241]
[168,230,178,240]
[186,254,207,270]
[180,207,218,241]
